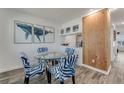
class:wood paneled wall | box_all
[83,9,111,71]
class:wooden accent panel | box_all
[83,9,111,71]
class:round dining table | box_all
[35,51,66,66]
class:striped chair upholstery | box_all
[52,48,75,66]
[47,54,78,84]
[65,48,75,56]
[37,47,48,54]
[37,47,48,63]
[20,52,46,84]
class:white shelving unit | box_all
[59,24,82,36]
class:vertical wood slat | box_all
[82,9,111,71]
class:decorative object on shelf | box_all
[76,34,82,47]
[66,27,71,33]
[61,43,69,46]
[34,25,44,43]
[113,30,116,41]
[14,20,55,44]
[73,25,79,32]
[117,32,120,34]
[14,21,33,44]
[60,29,64,34]
[44,26,55,43]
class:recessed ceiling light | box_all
[89,9,94,12]
[121,22,124,24]
[87,9,102,15]
[109,8,117,12]
[112,24,116,29]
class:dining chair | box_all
[65,48,75,56]
[47,54,78,84]
[20,52,46,84]
[53,48,75,65]
[37,47,48,54]
[37,47,48,63]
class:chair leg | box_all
[46,69,49,83]
[55,60,58,65]
[48,71,51,84]
[52,61,54,66]
[72,76,75,84]
[60,81,64,84]
[24,77,29,84]
[46,69,51,84]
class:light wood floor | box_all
[1,52,124,84]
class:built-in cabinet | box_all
[83,9,111,71]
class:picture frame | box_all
[66,27,71,33]
[44,26,55,43]
[14,20,55,44]
[73,25,79,32]
[33,24,44,43]
[14,20,33,44]
[60,29,64,34]
[113,30,116,41]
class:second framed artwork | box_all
[14,20,55,44]
[44,26,55,43]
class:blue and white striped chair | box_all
[65,48,75,56]
[20,52,46,84]
[53,48,75,66]
[47,54,78,84]
[37,47,48,54]
[37,47,48,63]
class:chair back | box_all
[20,52,30,68]
[65,48,75,56]
[59,54,78,69]
[37,47,48,54]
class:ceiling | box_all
[111,8,124,25]
[8,8,93,24]
[7,8,124,29]
[111,8,124,31]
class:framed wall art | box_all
[44,26,55,43]
[66,27,71,33]
[14,21,33,44]
[34,25,44,43]
[60,29,64,34]
[14,20,55,44]
[73,25,79,32]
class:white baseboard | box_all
[77,64,111,75]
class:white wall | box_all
[0,9,113,73]
[0,9,60,73]
[60,17,82,33]
[116,26,124,40]
[58,17,83,66]
[65,35,76,47]
[115,25,124,51]
[110,25,117,62]
[58,17,82,45]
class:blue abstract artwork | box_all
[14,21,55,44]
[44,26,54,42]
[34,25,44,42]
[16,23,32,40]
[15,21,32,43]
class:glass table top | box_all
[36,51,66,60]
